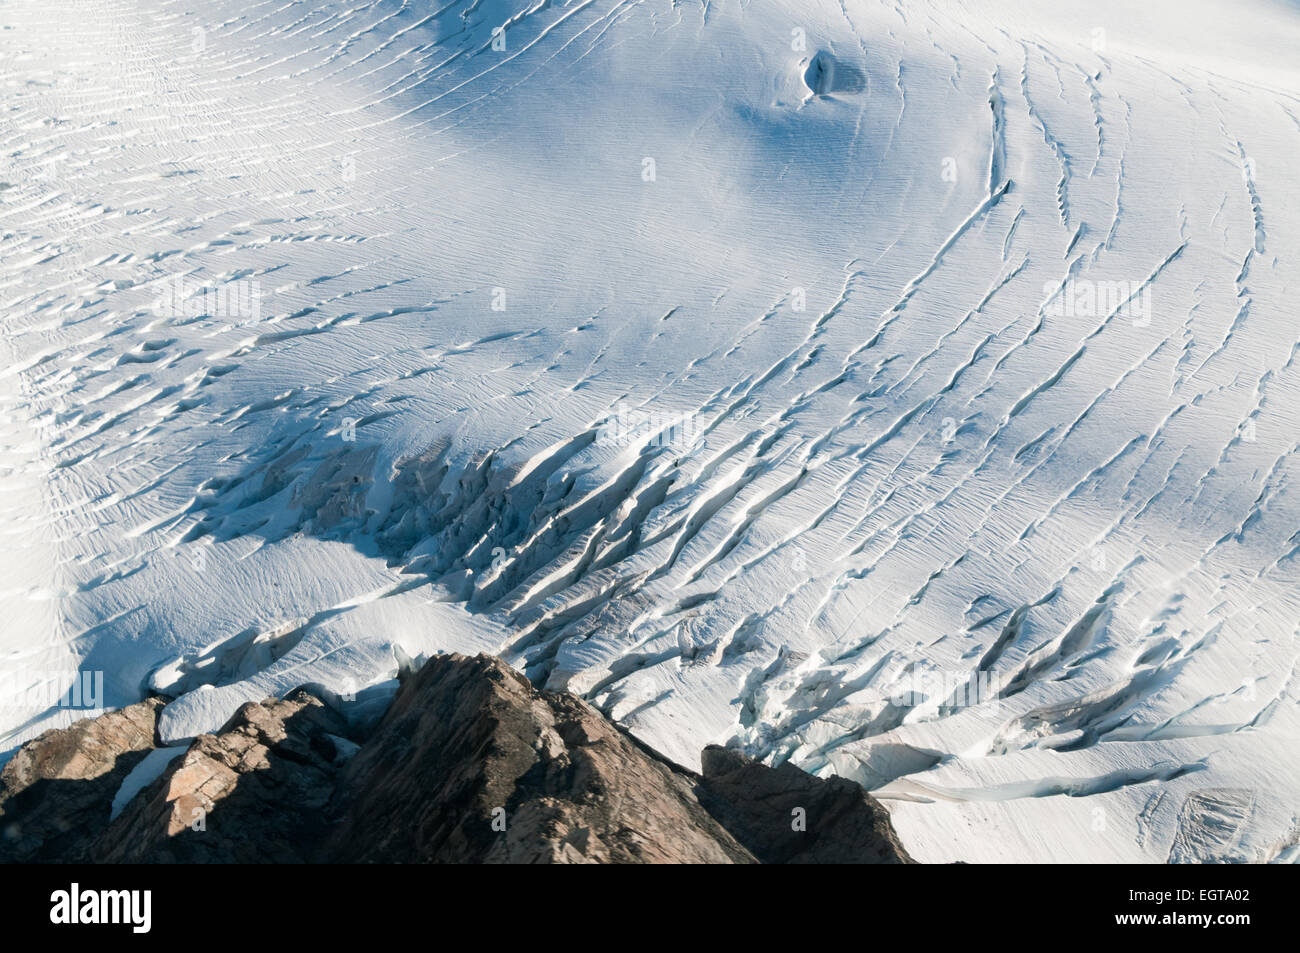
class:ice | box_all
[1,0,1297,862]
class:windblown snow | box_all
[2,0,1298,863]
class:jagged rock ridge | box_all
[1,655,911,864]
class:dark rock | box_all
[0,654,915,864]
[0,697,163,862]
[698,745,914,863]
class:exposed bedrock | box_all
[1,654,912,864]
[0,697,164,862]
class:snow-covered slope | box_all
[2,0,1298,863]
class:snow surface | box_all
[2,0,1298,863]
[109,745,186,821]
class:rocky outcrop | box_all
[0,697,164,862]
[319,653,754,863]
[93,691,359,863]
[0,654,913,864]
[698,745,912,863]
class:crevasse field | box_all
[2,0,1298,863]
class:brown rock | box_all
[0,697,163,862]
[320,653,755,863]
[91,690,358,863]
[0,654,916,864]
[698,744,914,863]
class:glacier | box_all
[1,0,1298,863]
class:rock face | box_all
[698,745,912,863]
[93,691,359,863]
[0,698,163,862]
[320,653,754,863]
[0,655,913,864]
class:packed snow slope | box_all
[2,0,1299,863]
